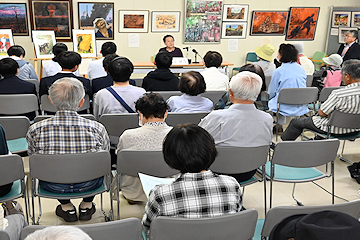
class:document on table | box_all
[139,173,175,197]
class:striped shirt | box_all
[312,82,360,134]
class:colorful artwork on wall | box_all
[0,29,14,57]
[221,22,247,39]
[332,11,351,27]
[0,3,28,36]
[32,30,56,58]
[222,4,248,21]
[351,12,360,27]
[151,11,180,32]
[72,29,96,57]
[250,11,288,35]
[119,10,149,33]
[286,7,320,41]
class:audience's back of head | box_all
[135,93,168,119]
[163,124,217,173]
[179,71,206,96]
[155,51,173,69]
[49,78,85,111]
[24,226,92,240]
[204,51,223,68]
[107,56,134,82]
[101,42,117,57]
[7,45,25,57]
[342,59,360,80]
[57,51,82,70]
[103,54,119,72]
[238,63,266,91]
[52,43,68,61]
[278,44,298,63]
[0,58,19,78]
[230,71,262,102]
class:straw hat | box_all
[323,54,343,68]
[255,44,275,62]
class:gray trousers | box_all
[4,214,28,240]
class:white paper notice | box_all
[128,33,139,48]
[139,173,175,198]
[228,39,238,52]
[330,28,339,36]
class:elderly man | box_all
[26,78,110,222]
[281,59,360,141]
[337,30,360,62]
[199,71,273,181]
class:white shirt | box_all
[42,60,79,78]
[87,58,106,80]
[253,60,276,77]
[200,67,229,91]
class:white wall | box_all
[9,0,360,74]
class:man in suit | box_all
[337,30,360,62]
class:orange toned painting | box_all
[156,15,176,30]
[251,11,288,35]
[124,14,144,28]
[76,34,93,53]
[286,7,320,41]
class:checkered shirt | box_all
[26,110,110,155]
[142,170,242,229]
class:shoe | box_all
[79,203,96,221]
[273,125,283,134]
[56,205,78,222]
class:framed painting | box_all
[151,11,180,32]
[338,27,358,43]
[351,12,360,28]
[0,29,14,58]
[285,7,320,41]
[32,30,56,59]
[221,22,247,39]
[29,0,73,41]
[222,4,248,22]
[0,3,29,36]
[250,11,288,36]
[332,11,351,28]
[184,0,222,43]
[119,10,149,33]
[78,2,114,40]
[72,29,96,57]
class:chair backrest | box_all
[0,116,30,140]
[277,87,318,105]
[166,112,208,126]
[265,76,272,91]
[29,151,110,184]
[99,113,138,137]
[0,94,38,115]
[318,87,341,102]
[306,75,313,87]
[312,51,326,61]
[151,91,182,101]
[272,139,339,168]
[117,150,178,177]
[0,231,10,240]
[210,146,269,174]
[40,94,90,112]
[202,91,226,105]
[23,79,39,95]
[261,199,360,238]
[150,209,258,240]
[0,154,25,186]
[34,114,96,123]
[246,52,258,63]
[20,218,143,240]
[328,110,360,129]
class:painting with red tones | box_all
[0,29,14,57]
[0,3,29,36]
[29,0,73,41]
[286,7,320,41]
[119,10,149,33]
[250,11,288,35]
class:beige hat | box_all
[255,44,276,62]
[323,54,343,68]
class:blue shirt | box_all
[268,62,308,116]
[167,94,213,113]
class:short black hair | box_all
[101,42,117,57]
[7,45,25,57]
[52,43,68,62]
[107,56,133,82]
[0,58,19,78]
[163,124,217,173]
[155,51,173,69]
[135,93,169,119]
[279,44,298,63]
[103,54,119,72]
[163,35,174,43]
[204,51,222,68]
[179,71,206,95]
[239,64,266,91]
[57,51,82,70]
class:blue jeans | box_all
[39,177,104,204]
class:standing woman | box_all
[159,35,183,57]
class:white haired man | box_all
[24,226,92,240]
[26,78,110,222]
[199,71,273,182]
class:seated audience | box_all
[7,45,38,80]
[115,93,172,203]
[253,44,276,77]
[93,57,145,120]
[293,43,315,76]
[24,226,92,240]
[39,51,92,99]
[199,71,272,182]
[142,51,179,91]
[268,44,307,133]
[322,53,343,87]
[142,124,242,230]
[167,71,213,112]
[337,30,360,62]
[26,78,110,222]
[88,42,117,80]
[281,59,360,141]
[200,51,229,91]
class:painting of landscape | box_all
[0,3,28,36]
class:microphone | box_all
[183,47,189,50]
[192,49,201,63]
[192,49,199,54]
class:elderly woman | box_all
[167,71,213,112]
[93,18,113,38]
[115,93,172,203]
[268,44,307,133]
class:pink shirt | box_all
[323,70,342,87]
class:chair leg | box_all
[338,141,354,164]
[291,183,303,206]
[270,164,274,209]
[263,167,267,217]
[117,174,121,220]
[109,186,114,221]
[332,161,335,204]
[36,197,42,225]
[30,181,36,225]
[23,189,29,224]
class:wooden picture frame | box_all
[119,10,149,33]
[0,29,14,58]
[29,0,73,41]
[72,29,96,57]
[151,11,180,32]
[32,30,56,59]
[285,7,320,41]
[332,11,351,28]
[351,12,360,28]
[78,2,114,40]
[221,22,247,39]
[0,3,29,36]
[250,11,288,36]
[222,4,248,22]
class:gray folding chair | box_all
[265,76,271,91]
[306,75,314,87]
[149,209,258,240]
[23,79,39,96]
[116,150,178,220]
[308,87,341,112]
[0,231,10,240]
[34,114,96,123]
[0,116,30,154]
[0,94,39,116]
[265,139,339,208]
[210,146,270,216]
[166,112,208,126]
[40,94,90,114]
[20,218,143,240]
[29,151,112,224]
[202,91,226,105]
[151,91,182,101]
[260,200,360,239]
